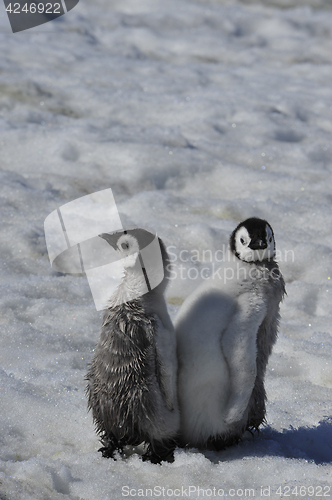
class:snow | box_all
[0,0,332,497]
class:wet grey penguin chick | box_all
[175,218,286,450]
[85,229,180,463]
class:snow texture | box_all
[0,0,331,498]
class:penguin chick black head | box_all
[230,217,275,263]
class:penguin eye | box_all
[121,242,129,250]
[240,237,246,245]
[269,237,273,243]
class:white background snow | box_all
[0,0,332,498]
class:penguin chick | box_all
[85,230,180,464]
[175,217,285,450]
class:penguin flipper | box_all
[152,316,176,412]
[154,341,175,412]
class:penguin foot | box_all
[142,440,175,464]
[98,446,118,459]
[173,436,187,449]
[246,415,266,435]
[207,434,241,452]
[98,433,123,459]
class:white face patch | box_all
[235,227,253,262]
[235,227,249,249]
[117,234,140,267]
[235,224,275,262]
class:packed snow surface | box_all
[0,0,332,498]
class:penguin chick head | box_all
[99,229,169,305]
[99,227,170,285]
[230,217,275,263]
[100,232,140,269]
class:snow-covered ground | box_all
[0,0,332,498]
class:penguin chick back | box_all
[86,299,160,444]
[86,231,180,462]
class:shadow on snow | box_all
[195,417,332,465]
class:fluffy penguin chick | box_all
[175,218,285,450]
[86,230,180,463]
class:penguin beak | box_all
[99,232,121,250]
[249,238,267,250]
